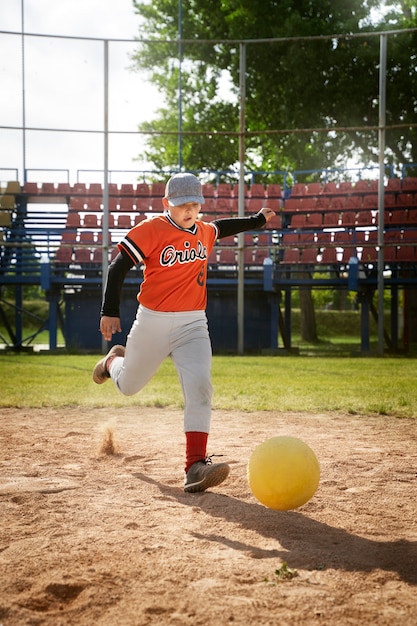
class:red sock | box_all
[185,431,208,473]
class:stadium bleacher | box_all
[1,175,417,352]
[2,177,417,274]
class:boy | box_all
[93,172,275,492]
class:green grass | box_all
[0,353,416,418]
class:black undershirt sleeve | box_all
[100,249,135,318]
[100,213,267,317]
[213,212,267,239]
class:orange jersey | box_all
[118,214,219,312]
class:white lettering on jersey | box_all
[160,240,208,267]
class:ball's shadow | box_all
[133,472,417,585]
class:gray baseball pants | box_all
[108,305,213,433]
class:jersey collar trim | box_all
[164,211,198,235]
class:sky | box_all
[0,0,160,185]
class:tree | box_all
[131,0,416,178]
[130,1,416,348]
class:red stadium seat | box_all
[266,198,281,211]
[244,248,254,265]
[72,183,87,195]
[341,211,356,226]
[69,197,86,211]
[217,235,235,247]
[88,183,102,195]
[299,232,314,245]
[249,183,266,198]
[263,214,282,230]
[202,183,215,197]
[337,181,353,194]
[119,198,135,211]
[402,177,417,192]
[57,183,71,195]
[120,183,134,196]
[284,198,300,212]
[385,229,402,244]
[83,214,99,228]
[320,247,338,264]
[282,248,300,263]
[362,246,377,263]
[246,198,264,213]
[73,248,92,264]
[341,246,356,264]
[384,245,397,262]
[253,248,270,264]
[290,183,307,196]
[402,229,417,243]
[322,181,337,195]
[299,198,317,212]
[397,244,416,262]
[323,212,339,226]
[305,182,322,196]
[307,213,322,228]
[55,247,73,265]
[301,247,318,264]
[219,248,236,265]
[96,231,112,245]
[333,231,352,246]
[117,214,132,229]
[108,183,119,196]
[61,230,77,244]
[389,209,407,225]
[346,195,363,209]
[78,231,95,245]
[150,182,166,198]
[384,193,396,207]
[135,183,150,197]
[23,182,39,195]
[330,196,346,210]
[216,183,233,197]
[150,196,163,211]
[133,214,147,225]
[216,198,233,214]
[108,197,119,211]
[136,198,151,212]
[86,197,102,211]
[41,182,56,194]
[315,195,330,209]
[354,180,371,193]
[282,232,299,245]
[407,209,417,225]
[91,248,106,265]
[386,178,401,191]
[266,183,282,198]
[363,194,378,209]
[66,212,81,228]
[291,213,307,228]
[106,213,116,229]
[397,193,413,207]
[357,210,374,226]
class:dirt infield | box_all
[1,407,416,625]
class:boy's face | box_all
[163,199,201,229]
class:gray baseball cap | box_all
[164,173,205,206]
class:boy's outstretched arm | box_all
[214,207,276,239]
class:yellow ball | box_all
[248,436,320,510]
